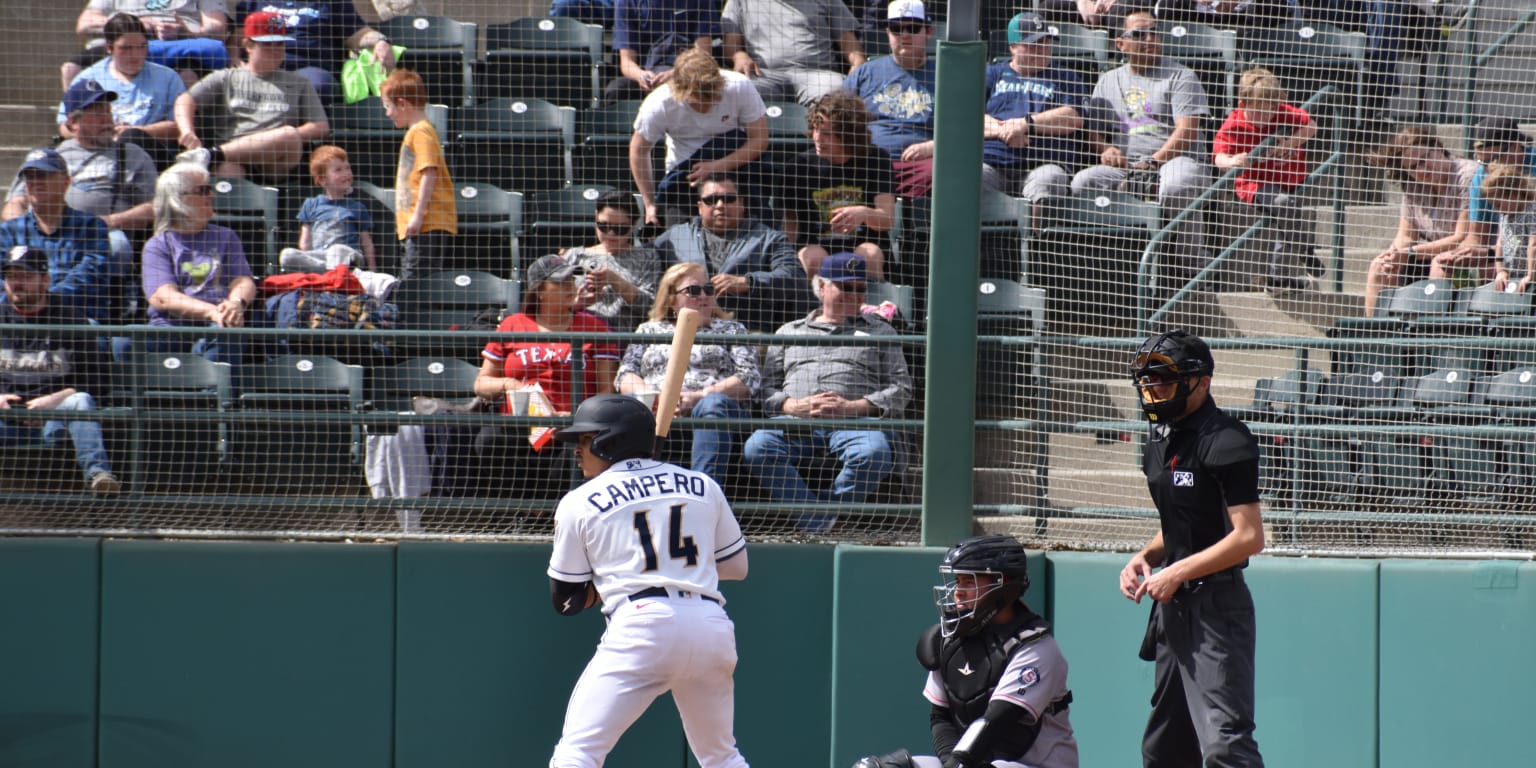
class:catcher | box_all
[852,535,1078,768]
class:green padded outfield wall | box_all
[0,539,1533,767]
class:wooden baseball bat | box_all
[653,307,702,445]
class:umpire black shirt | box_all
[1142,397,1262,567]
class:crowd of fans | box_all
[1,2,1527,524]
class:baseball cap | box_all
[4,246,48,275]
[885,0,929,25]
[18,147,67,176]
[244,11,296,43]
[1007,12,1056,45]
[526,254,579,287]
[1472,116,1526,149]
[819,252,868,282]
[62,79,118,116]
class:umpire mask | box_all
[1131,330,1214,423]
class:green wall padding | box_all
[394,541,683,768]
[1246,556,1377,768]
[0,538,99,768]
[1379,559,1536,768]
[97,541,396,768]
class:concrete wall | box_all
[1,538,1532,767]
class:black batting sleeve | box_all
[550,578,596,616]
[930,703,961,766]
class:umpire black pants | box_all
[1141,577,1265,768]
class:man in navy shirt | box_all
[607,0,721,103]
[0,148,113,324]
[981,13,1087,205]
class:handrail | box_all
[1461,4,1536,128]
[1134,85,1337,334]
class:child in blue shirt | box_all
[279,145,377,272]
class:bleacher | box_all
[1,0,1535,553]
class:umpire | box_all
[1119,329,1266,768]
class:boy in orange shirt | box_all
[1213,67,1319,294]
[381,69,456,281]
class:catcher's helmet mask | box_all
[934,535,1031,638]
[554,394,656,463]
[1131,329,1214,423]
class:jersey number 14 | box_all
[633,504,700,571]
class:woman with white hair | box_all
[140,162,257,363]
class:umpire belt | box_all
[1181,569,1244,594]
[628,586,720,606]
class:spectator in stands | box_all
[562,190,661,334]
[1459,117,1535,261]
[232,1,396,104]
[549,0,615,29]
[0,246,122,497]
[1362,125,1478,316]
[278,145,378,272]
[779,89,892,282]
[1212,66,1321,294]
[67,1,231,90]
[8,82,155,320]
[174,12,331,183]
[472,253,620,496]
[617,261,761,482]
[743,251,910,532]
[1037,0,1151,31]
[722,0,868,106]
[141,161,259,364]
[843,0,938,197]
[380,68,455,283]
[1481,164,1536,295]
[982,13,1088,207]
[1071,12,1212,280]
[652,173,803,332]
[608,0,721,103]
[0,149,114,324]
[630,47,770,226]
[1153,0,1295,30]
[60,13,190,168]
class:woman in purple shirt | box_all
[141,162,257,363]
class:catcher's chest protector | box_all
[938,612,1050,724]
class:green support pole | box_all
[920,37,987,547]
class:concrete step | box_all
[1048,466,1149,510]
[977,515,1161,550]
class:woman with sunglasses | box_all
[140,161,257,364]
[616,262,760,484]
[559,190,660,334]
[1362,125,1478,316]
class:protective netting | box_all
[0,1,1533,554]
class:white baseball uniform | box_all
[547,457,750,768]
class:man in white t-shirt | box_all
[546,394,751,768]
[630,47,770,226]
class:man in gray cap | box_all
[0,148,114,324]
[6,80,155,321]
[1461,116,1534,260]
[0,245,122,496]
[982,12,1087,205]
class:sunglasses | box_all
[675,284,716,297]
[888,22,927,35]
[836,281,868,292]
[1120,27,1159,41]
[699,193,740,206]
[595,221,633,235]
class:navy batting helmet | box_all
[934,535,1031,638]
[554,394,655,462]
[1131,329,1214,423]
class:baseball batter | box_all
[546,394,751,768]
[853,535,1077,768]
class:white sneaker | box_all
[176,148,211,168]
[89,471,121,497]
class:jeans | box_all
[0,391,112,481]
[742,419,895,504]
[689,393,749,484]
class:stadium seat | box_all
[235,355,366,492]
[451,182,524,276]
[450,98,577,194]
[481,17,605,108]
[1385,278,1458,318]
[345,180,402,274]
[763,101,812,165]
[523,184,620,259]
[975,278,1048,506]
[1237,21,1367,126]
[116,352,235,492]
[1467,282,1534,317]
[391,270,518,332]
[1160,21,1240,113]
[368,357,483,414]
[578,100,654,188]
[1404,368,1492,508]
[1482,366,1536,510]
[327,98,450,189]
[1029,190,1159,330]
[377,15,479,107]
[211,176,279,276]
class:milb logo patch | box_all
[1172,471,1194,487]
